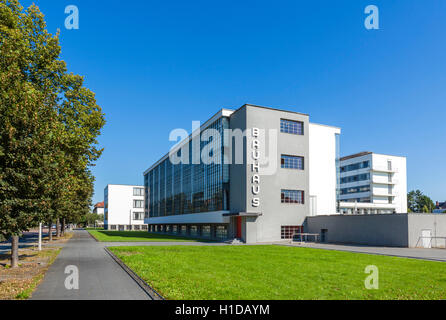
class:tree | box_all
[407,190,435,213]
[0,0,104,267]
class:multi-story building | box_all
[143,104,340,243]
[104,184,148,231]
[338,152,407,214]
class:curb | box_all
[104,247,165,300]
[85,229,99,242]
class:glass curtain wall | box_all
[145,117,230,218]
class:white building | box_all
[338,152,407,214]
[104,184,148,231]
[93,202,104,216]
[309,123,341,216]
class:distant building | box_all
[93,202,104,215]
[104,184,148,231]
[338,152,407,214]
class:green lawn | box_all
[88,230,204,242]
[109,245,446,300]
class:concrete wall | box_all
[241,105,310,242]
[408,214,446,248]
[306,214,409,247]
[306,214,446,248]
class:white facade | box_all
[339,152,407,214]
[309,123,341,216]
[93,207,104,216]
[104,184,148,231]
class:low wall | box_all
[305,214,409,247]
[408,214,446,248]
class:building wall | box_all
[372,154,407,213]
[104,185,145,227]
[241,105,310,243]
[309,123,341,216]
[307,214,446,248]
[306,214,409,247]
[93,207,104,215]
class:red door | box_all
[236,217,242,239]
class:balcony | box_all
[371,166,398,173]
[372,191,397,197]
[372,178,398,185]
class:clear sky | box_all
[22,0,446,205]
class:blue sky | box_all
[22,0,446,204]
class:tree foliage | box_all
[407,190,435,213]
[0,0,105,266]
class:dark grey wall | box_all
[306,214,409,247]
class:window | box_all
[340,161,370,173]
[133,188,144,196]
[340,173,370,184]
[133,212,144,220]
[340,185,371,195]
[281,226,303,239]
[281,155,304,170]
[281,190,304,204]
[133,200,144,208]
[280,119,304,135]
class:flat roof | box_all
[340,151,407,161]
[235,103,309,117]
[143,104,317,175]
[340,152,372,161]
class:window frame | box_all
[280,119,304,135]
[281,189,305,204]
[281,155,305,170]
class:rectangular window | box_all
[281,190,304,204]
[340,173,370,184]
[133,188,144,196]
[340,161,370,173]
[340,185,371,195]
[281,226,303,240]
[133,200,144,208]
[280,119,304,135]
[281,155,304,170]
[133,212,144,220]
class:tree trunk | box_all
[61,219,65,237]
[56,218,61,238]
[48,221,53,242]
[11,235,19,268]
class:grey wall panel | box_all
[408,214,446,248]
[306,214,409,247]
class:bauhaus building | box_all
[143,104,341,243]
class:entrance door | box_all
[422,230,432,248]
[321,229,328,243]
[236,217,242,239]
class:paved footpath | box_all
[280,242,446,262]
[31,230,150,300]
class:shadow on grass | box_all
[94,231,216,242]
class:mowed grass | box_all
[88,230,204,242]
[109,245,446,300]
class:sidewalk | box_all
[31,230,150,300]
[280,242,446,262]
